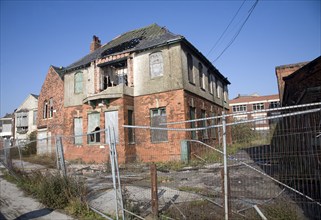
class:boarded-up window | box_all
[74,118,83,144]
[217,80,222,98]
[75,72,83,94]
[105,111,119,144]
[190,107,197,139]
[201,110,208,139]
[150,52,163,78]
[199,63,205,90]
[87,112,100,144]
[210,112,216,139]
[128,110,135,143]
[187,53,194,84]
[33,110,37,125]
[150,108,168,142]
[16,112,28,133]
[223,85,228,102]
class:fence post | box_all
[222,111,229,220]
[3,139,12,169]
[55,136,66,177]
[151,163,159,218]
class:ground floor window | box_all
[128,110,135,143]
[105,110,119,144]
[150,107,168,142]
[190,107,197,139]
[87,112,100,144]
[74,117,83,144]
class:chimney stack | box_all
[90,35,101,52]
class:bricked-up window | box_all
[43,100,48,119]
[150,52,163,78]
[150,108,168,142]
[210,112,216,139]
[201,110,208,139]
[253,103,264,111]
[87,112,100,144]
[187,53,194,84]
[74,118,83,145]
[232,105,247,112]
[128,110,135,144]
[49,98,54,118]
[190,107,197,139]
[74,71,83,94]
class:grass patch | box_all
[22,154,57,168]
[2,170,104,220]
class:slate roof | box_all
[65,23,181,72]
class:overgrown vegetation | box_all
[2,170,105,220]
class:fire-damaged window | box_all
[150,52,163,78]
[101,60,128,90]
[74,71,83,94]
[150,108,168,143]
[74,117,83,145]
[87,112,100,144]
[16,111,28,134]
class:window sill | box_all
[151,140,169,144]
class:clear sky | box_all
[0,0,320,117]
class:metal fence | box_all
[0,102,320,220]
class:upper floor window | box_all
[223,85,228,102]
[74,71,83,94]
[150,52,163,78]
[217,80,222,98]
[198,63,205,90]
[33,110,37,125]
[269,101,280,109]
[210,74,216,95]
[253,103,264,111]
[232,105,247,112]
[187,53,194,84]
[49,98,54,118]
[16,112,28,134]
[43,100,48,119]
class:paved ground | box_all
[0,168,74,220]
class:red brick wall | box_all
[37,66,65,136]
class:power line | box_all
[206,0,246,57]
[213,0,259,63]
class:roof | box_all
[229,94,279,104]
[1,113,14,119]
[30,94,39,99]
[51,65,65,78]
[275,61,309,70]
[65,23,181,72]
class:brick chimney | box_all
[90,35,101,52]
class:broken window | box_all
[189,107,197,140]
[49,98,54,118]
[150,108,168,142]
[105,111,119,144]
[43,100,48,119]
[74,117,83,145]
[74,71,83,94]
[101,61,128,90]
[150,52,163,78]
[87,112,100,144]
[187,53,194,84]
[253,103,264,111]
[128,110,135,144]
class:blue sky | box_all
[1,0,320,117]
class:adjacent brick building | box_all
[38,24,230,163]
[229,94,280,132]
